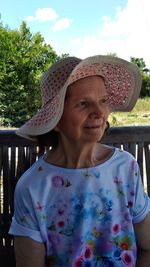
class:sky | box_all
[1,0,150,67]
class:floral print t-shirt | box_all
[9,147,150,267]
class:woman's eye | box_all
[100,98,108,104]
[79,101,89,107]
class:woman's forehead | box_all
[66,75,107,99]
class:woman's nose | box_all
[89,104,104,118]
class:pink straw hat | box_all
[16,55,142,140]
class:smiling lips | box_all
[85,125,101,129]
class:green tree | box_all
[130,57,150,73]
[130,57,150,97]
[0,21,60,127]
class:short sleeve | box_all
[9,178,43,243]
[132,162,150,224]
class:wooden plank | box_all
[137,142,144,183]
[0,130,36,146]
[145,144,150,196]
[16,147,27,179]
[1,126,150,145]
[128,143,136,158]
[0,146,3,247]
[122,143,129,152]
[29,146,38,166]
[0,246,16,267]
[102,126,150,143]
[9,147,16,215]
[112,143,121,149]
[2,146,12,246]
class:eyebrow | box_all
[65,92,108,102]
[71,95,109,106]
[76,94,108,100]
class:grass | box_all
[109,97,150,126]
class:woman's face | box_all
[56,75,110,145]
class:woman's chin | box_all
[82,128,105,142]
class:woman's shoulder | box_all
[95,143,114,164]
[96,143,137,164]
[15,156,45,189]
[114,146,136,161]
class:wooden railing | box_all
[0,126,150,267]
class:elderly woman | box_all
[9,56,150,267]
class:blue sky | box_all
[1,0,150,67]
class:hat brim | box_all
[16,86,67,140]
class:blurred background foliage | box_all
[0,20,150,127]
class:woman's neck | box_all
[55,142,98,168]
[45,139,114,169]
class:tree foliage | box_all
[0,21,61,127]
[0,19,150,127]
[130,57,150,98]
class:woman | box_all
[9,55,150,267]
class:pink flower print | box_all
[112,224,120,234]
[52,175,64,187]
[121,250,134,266]
[127,201,133,208]
[119,236,132,251]
[114,176,122,186]
[57,221,65,228]
[72,256,84,267]
[83,245,93,259]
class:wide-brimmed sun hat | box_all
[16,55,142,140]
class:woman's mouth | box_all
[85,125,101,129]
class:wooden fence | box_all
[0,126,150,267]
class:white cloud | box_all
[52,18,73,32]
[26,16,34,22]
[55,0,150,67]
[26,8,58,22]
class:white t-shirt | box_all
[9,147,150,267]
